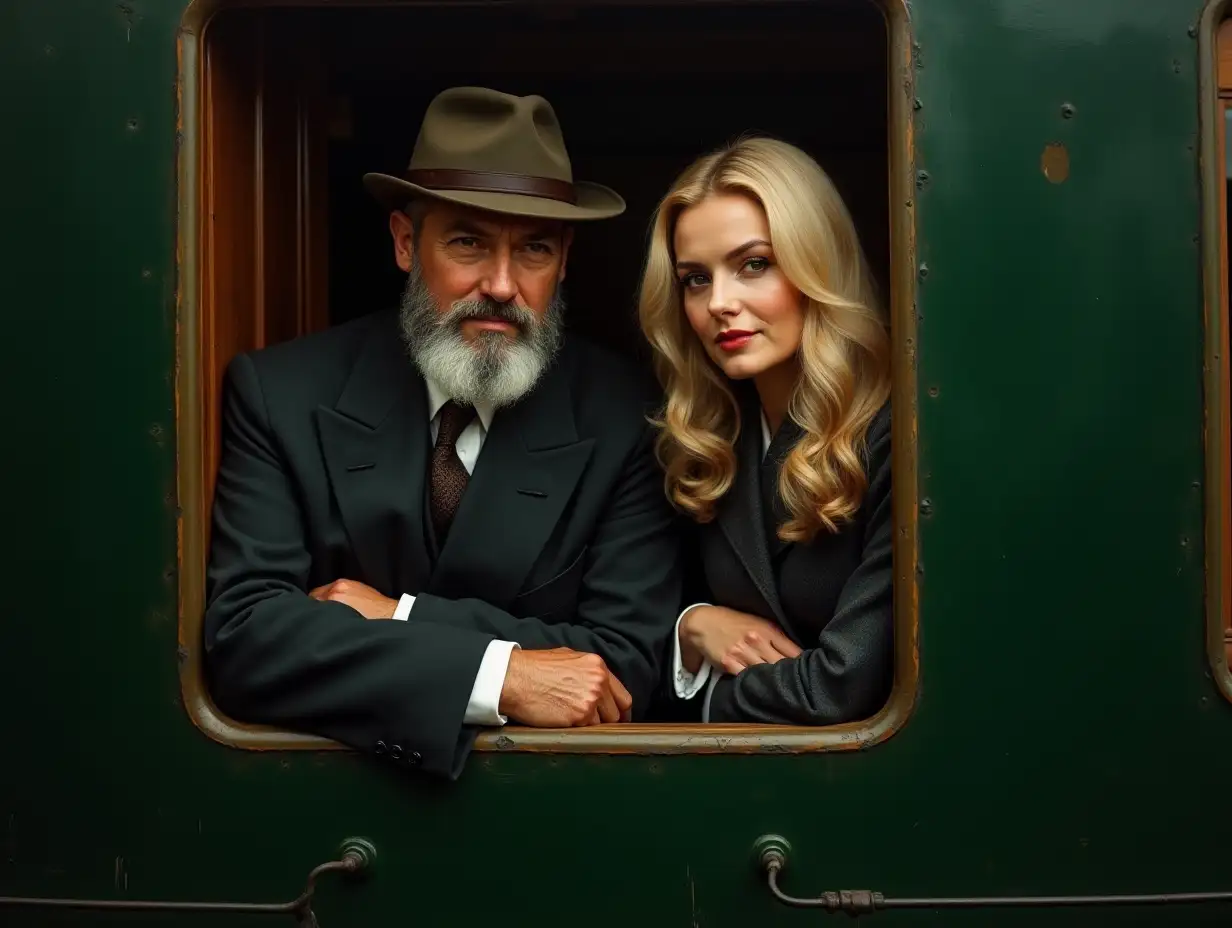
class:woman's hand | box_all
[680,605,802,675]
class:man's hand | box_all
[499,648,633,727]
[309,579,398,620]
[680,605,802,675]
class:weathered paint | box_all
[0,0,1229,926]
[1041,142,1070,183]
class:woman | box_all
[638,137,893,726]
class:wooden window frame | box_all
[195,9,331,513]
[174,0,921,755]
[1201,5,1232,697]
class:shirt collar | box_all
[424,376,495,433]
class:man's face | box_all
[392,201,573,407]
[392,201,571,327]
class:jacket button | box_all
[390,744,404,760]
[374,740,387,756]
[409,750,422,766]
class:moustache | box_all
[439,299,537,332]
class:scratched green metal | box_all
[0,0,1229,925]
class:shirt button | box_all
[390,744,404,760]
[374,740,387,756]
[408,751,423,767]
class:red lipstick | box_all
[715,329,756,352]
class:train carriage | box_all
[1,0,1231,924]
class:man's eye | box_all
[451,236,480,248]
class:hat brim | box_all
[362,173,625,222]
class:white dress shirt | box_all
[389,378,519,727]
[671,410,773,722]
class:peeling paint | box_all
[116,3,139,43]
[687,865,698,928]
[1041,142,1070,183]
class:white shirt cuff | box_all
[672,603,714,699]
[391,593,415,623]
[463,639,519,726]
[390,594,515,727]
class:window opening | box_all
[177,0,918,755]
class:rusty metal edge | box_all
[173,0,921,756]
[1199,0,1232,707]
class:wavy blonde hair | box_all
[638,137,891,542]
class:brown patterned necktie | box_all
[429,400,477,543]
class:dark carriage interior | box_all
[198,0,893,505]
[200,0,890,377]
[314,1,893,363]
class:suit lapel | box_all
[430,361,594,610]
[762,417,803,561]
[316,314,434,596]
[717,392,789,627]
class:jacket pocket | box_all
[510,546,588,620]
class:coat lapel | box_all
[762,417,803,562]
[717,392,789,627]
[316,315,433,596]
[429,362,594,610]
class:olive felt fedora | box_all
[363,86,625,222]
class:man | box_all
[202,86,681,779]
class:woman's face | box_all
[673,193,806,383]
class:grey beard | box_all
[397,266,564,408]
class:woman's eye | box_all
[680,273,708,289]
[744,257,770,273]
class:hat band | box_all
[404,168,578,205]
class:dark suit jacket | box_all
[683,386,893,725]
[202,309,682,779]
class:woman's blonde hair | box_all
[637,136,891,542]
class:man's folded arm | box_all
[202,352,494,779]
[398,600,518,727]
[408,426,683,717]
